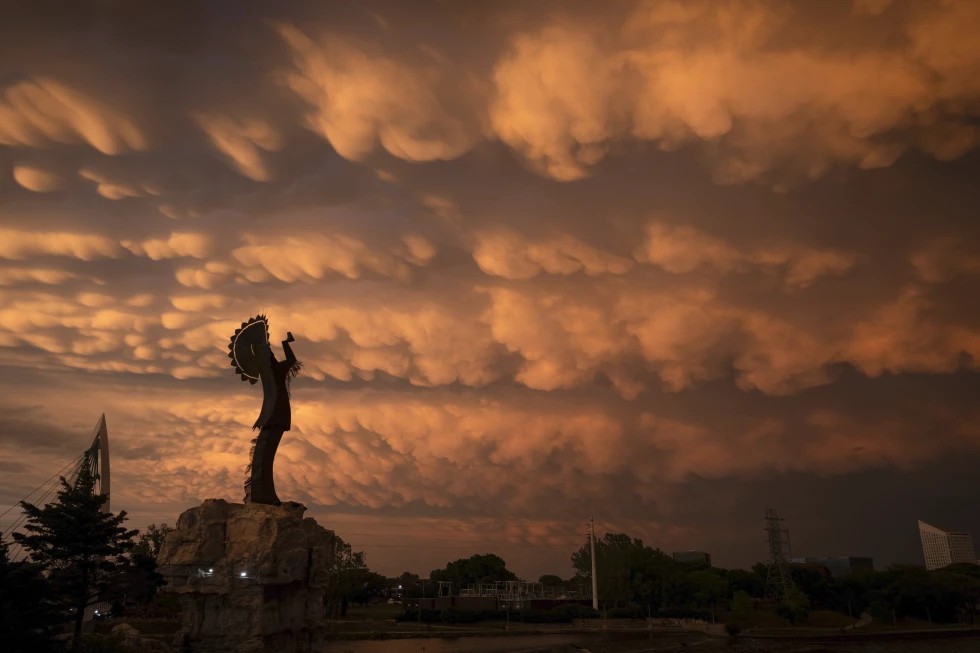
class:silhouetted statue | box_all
[228,315,301,505]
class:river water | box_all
[321,632,980,653]
[322,634,585,653]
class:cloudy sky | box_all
[1,0,979,579]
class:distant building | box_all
[672,550,711,567]
[918,520,977,570]
[789,556,873,578]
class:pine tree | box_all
[13,454,138,651]
[0,538,65,652]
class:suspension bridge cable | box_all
[1,455,85,539]
[0,453,83,521]
[4,456,89,562]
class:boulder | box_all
[157,499,336,652]
[110,623,173,652]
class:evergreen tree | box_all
[0,538,65,652]
[13,454,138,651]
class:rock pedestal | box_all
[156,499,336,653]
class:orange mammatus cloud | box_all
[0,1,977,576]
[0,79,146,154]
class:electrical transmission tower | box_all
[764,507,795,600]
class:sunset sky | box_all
[1,0,978,579]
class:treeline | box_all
[388,532,980,627]
[785,562,980,624]
[575,533,980,625]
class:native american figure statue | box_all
[227,315,301,505]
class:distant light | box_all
[398,585,402,589]
[209,568,214,573]
[240,571,247,577]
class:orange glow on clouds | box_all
[0,0,978,574]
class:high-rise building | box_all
[918,520,977,570]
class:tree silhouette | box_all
[429,553,517,590]
[538,574,565,588]
[13,454,137,651]
[572,532,676,611]
[132,522,173,559]
[126,523,173,606]
[324,536,383,617]
[0,538,65,652]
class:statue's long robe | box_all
[252,340,297,431]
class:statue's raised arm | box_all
[228,316,301,505]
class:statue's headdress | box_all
[228,315,270,384]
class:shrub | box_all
[776,587,810,624]
[439,608,473,623]
[396,608,441,622]
[868,600,892,622]
[607,606,645,619]
[731,590,753,614]
[655,608,713,621]
[550,603,598,620]
[78,633,130,653]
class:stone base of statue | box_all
[156,499,336,653]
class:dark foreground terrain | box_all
[320,630,980,653]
